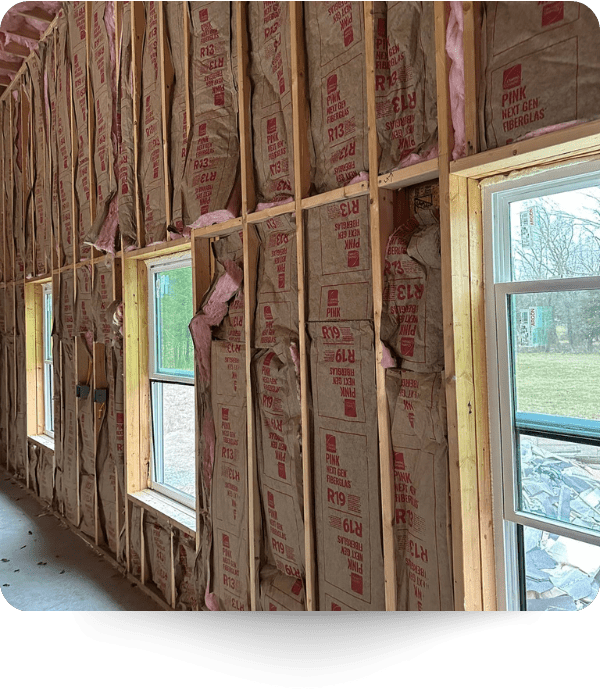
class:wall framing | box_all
[1,0,598,610]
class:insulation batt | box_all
[174,531,200,610]
[373,2,438,173]
[210,339,250,611]
[386,370,453,610]
[66,3,92,260]
[253,214,305,593]
[54,18,75,266]
[180,2,240,230]
[305,2,368,192]
[210,232,247,346]
[381,182,443,372]
[190,230,251,611]
[84,1,120,255]
[260,565,306,611]
[249,2,295,203]
[144,513,173,601]
[129,504,143,580]
[253,346,305,580]
[165,2,239,235]
[28,46,51,276]
[306,195,373,323]
[308,320,386,611]
[117,2,137,250]
[480,1,600,149]
[140,1,169,245]
[254,215,298,348]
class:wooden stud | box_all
[290,1,316,611]
[131,2,145,249]
[235,0,260,611]
[436,2,475,611]
[364,1,397,611]
[467,178,496,611]
[158,2,174,240]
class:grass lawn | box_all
[515,353,600,421]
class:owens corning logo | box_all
[222,533,230,549]
[326,434,337,453]
[327,74,338,94]
[268,491,275,509]
[267,117,277,135]
[541,2,564,27]
[503,64,522,90]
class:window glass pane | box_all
[509,184,600,282]
[510,291,600,421]
[522,525,600,611]
[154,265,194,377]
[44,290,52,361]
[518,434,600,533]
[44,363,54,435]
[152,382,195,499]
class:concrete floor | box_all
[0,472,163,611]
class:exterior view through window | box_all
[485,163,600,611]
[148,255,195,508]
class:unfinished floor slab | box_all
[0,472,163,611]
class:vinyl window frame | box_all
[483,160,600,610]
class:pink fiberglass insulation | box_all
[514,120,586,143]
[447,1,466,161]
[254,197,294,213]
[185,179,243,235]
[0,3,60,52]
[189,259,244,384]
[381,342,397,369]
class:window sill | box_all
[128,489,196,538]
[28,434,55,452]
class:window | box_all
[25,280,54,444]
[485,162,600,611]
[147,254,196,508]
[42,283,54,437]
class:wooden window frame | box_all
[446,120,600,611]
[25,277,53,444]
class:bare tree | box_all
[514,194,600,353]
